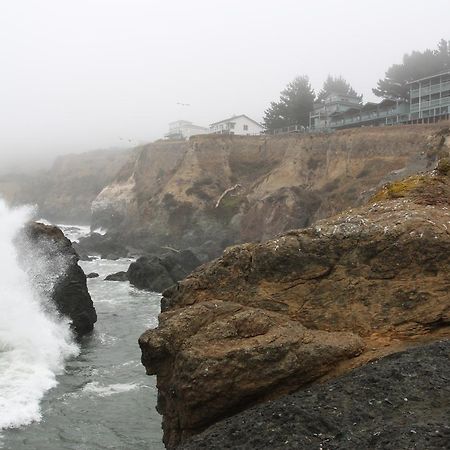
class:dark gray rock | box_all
[23,222,97,337]
[72,242,93,261]
[180,340,450,450]
[104,271,128,282]
[52,263,97,336]
[160,250,201,280]
[127,256,174,292]
[86,272,99,278]
[77,232,128,259]
[127,250,201,293]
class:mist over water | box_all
[0,200,78,430]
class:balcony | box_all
[410,96,450,113]
[410,81,450,98]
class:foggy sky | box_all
[1,0,449,171]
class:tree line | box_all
[263,39,450,131]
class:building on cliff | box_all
[309,71,450,131]
[309,92,362,129]
[209,114,264,135]
[165,120,209,140]
[409,71,450,121]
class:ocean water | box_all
[0,215,163,450]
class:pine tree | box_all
[317,75,361,102]
[373,39,450,100]
[263,76,315,131]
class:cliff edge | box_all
[94,124,448,255]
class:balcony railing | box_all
[329,107,405,126]
[410,81,450,98]
[410,96,450,113]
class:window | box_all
[243,124,248,131]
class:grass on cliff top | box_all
[371,175,427,202]
[371,158,450,203]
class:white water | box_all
[0,201,78,430]
[36,219,107,243]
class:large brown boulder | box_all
[139,160,450,448]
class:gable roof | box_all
[209,114,263,128]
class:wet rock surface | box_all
[128,250,201,292]
[22,222,97,336]
[180,340,450,450]
[139,163,450,448]
[86,272,99,278]
[104,271,128,281]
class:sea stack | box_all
[21,222,97,336]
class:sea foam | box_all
[0,200,78,430]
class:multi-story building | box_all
[165,120,209,140]
[327,99,410,129]
[309,71,450,132]
[309,93,362,129]
[408,71,450,122]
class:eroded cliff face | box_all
[94,124,449,252]
[139,158,450,448]
[0,148,131,224]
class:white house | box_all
[209,115,263,136]
[165,120,209,140]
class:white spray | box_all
[0,200,79,430]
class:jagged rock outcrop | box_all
[139,159,450,448]
[21,222,97,336]
[180,340,450,450]
[96,125,449,253]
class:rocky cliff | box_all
[19,222,97,336]
[139,157,450,448]
[94,124,449,254]
[0,148,131,224]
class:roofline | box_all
[183,124,209,130]
[169,120,193,125]
[209,114,263,128]
[407,71,450,85]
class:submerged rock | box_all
[87,272,99,278]
[139,165,450,448]
[181,340,450,450]
[22,222,97,337]
[104,271,128,282]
